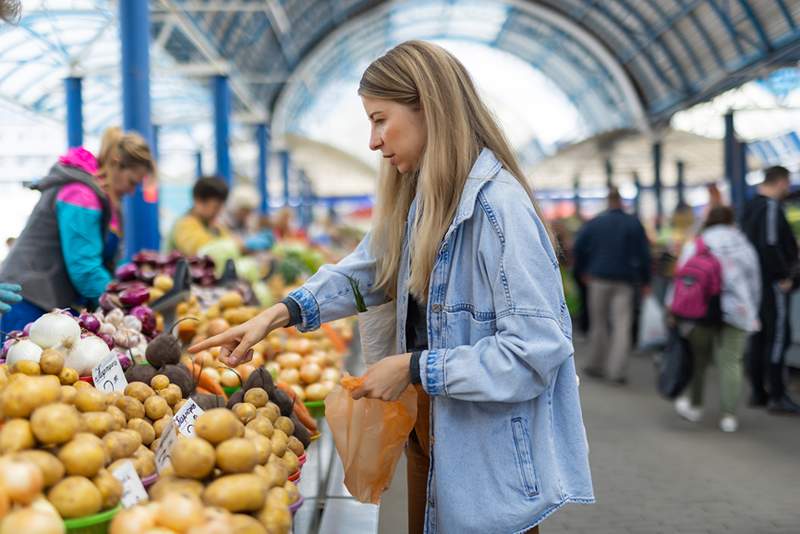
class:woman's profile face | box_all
[112,164,148,197]
[361,96,426,174]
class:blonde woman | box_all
[1,127,155,331]
[192,41,594,534]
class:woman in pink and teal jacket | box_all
[0,127,155,333]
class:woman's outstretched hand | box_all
[188,303,291,366]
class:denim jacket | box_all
[288,149,594,533]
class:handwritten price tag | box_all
[111,460,147,508]
[173,398,204,437]
[155,420,178,474]
[91,354,128,393]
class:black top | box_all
[740,194,800,284]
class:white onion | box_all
[29,312,81,351]
[105,308,124,327]
[122,315,142,332]
[65,335,111,376]
[98,322,117,336]
[6,339,43,366]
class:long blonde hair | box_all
[97,127,156,179]
[359,40,544,301]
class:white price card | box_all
[155,420,178,474]
[111,460,148,508]
[173,398,204,437]
[91,353,128,393]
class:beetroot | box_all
[145,332,181,368]
[125,363,157,385]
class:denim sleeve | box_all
[286,232,387,332]
[419,190,574,402]
[56,200,113,300]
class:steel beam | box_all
[64,76,83,148]
[195,150,203,179]
[256,124,270,215]
[280,150,290,207]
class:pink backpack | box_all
[670,237,723,323]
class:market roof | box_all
[2,0,799,147]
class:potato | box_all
[215,438,258,474]
[13,360,40,376]
[231,513,268,534]
[134,453,156,478]
[107,405,127,430]
[196,409,243,445]
[248,432,272,465]
[173,398,187,413]
[60,385,78,404]
[30,403,80,444]
[149,477,204,501]
[82,411,116,437]
[153,415,172,438]
[59,367,79,385]
[258,503,291,534]
[171,437,215,480]
[13,450,64,487]
[103,430,140,461]
[261,461,288,488]
[246,417,274,439]
[1,375,61,418]
[243,388,268,408]
[48,476,102,518]
[127,418,156,445]
[282,449,299,474]
[0,419,35,453]
[144,396,170,420]
[116,396,145,420]
[73,379,91,390]
[150,374,170,391]
[124,382,155,404]
[287,436,305,457]
[157,386,181,407]
[271,430,288,458]
[39,349,65,375]
[92,468,122,509]
[59,439,106,478]
[258,403,281,423]
[203,474,267,512]
[75,388,108,413]
[232,403,257,424]
[274,416,294,437]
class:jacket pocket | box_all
[511,417,539,498]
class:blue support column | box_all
[119,0,159,257]
[64,77,83,148]
[653,142,663,229]
[739,139,752,202]
[633,172,641,216]
[572,174,581,218]
[213,75,232,184]
[280,151,290,207]
[605,158,614,189]
[725,111,746,216]
[676,160,686,206]
[256,124,270,214]
[195,151,203,179]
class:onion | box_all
[29,312,81,351]
[0,457,44,505]
[119,286,150,308]
[114,263,139,281]
[78,312,101,334]
[122,315,142,332]
[115,350,133,370]
[22,322,33,336]
[99,333,115,350]
[6,339,43,366]
[113,328,140,349]
[105,308,125,327]
[130,305,156,335]
[98,293,116,311]
[99,322,117,336]
[65,335,111,376]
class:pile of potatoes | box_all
[147,390,303,534]
[175,291,260,344]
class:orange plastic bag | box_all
[325,375,417,504]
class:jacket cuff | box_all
[409,351,422,385]
[286,287,321,332]
[280,297,302,327]
[419,349,446,396]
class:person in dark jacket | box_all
[574,188,651,384]
[740,166,800,414]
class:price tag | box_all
[91,353,128,393]
[155,420,177,473]
[173,398,204,437]
[111,460,148,508]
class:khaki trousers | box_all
[588,279,635,380]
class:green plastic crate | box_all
[64,505,121,534]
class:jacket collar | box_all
[450,148,502,230]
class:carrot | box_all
[277,382,318,431]
[321,323,347,353]
[195,386,212,395]
[183,361,226,398]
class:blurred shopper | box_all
[191,40,593,534]
[741,166,800,414]
[0,127,155,332]
[574,188,651,384]
[167,176,231,256]
[673,206,761,432]
[0,0,20,23]
[223,184,275,251]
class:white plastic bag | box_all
[358,301,396,365]
[638,295,668,350]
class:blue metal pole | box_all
[676,160,686,206]
[256,124,270,214]
[724,111,745,216]
[119,0,159,257]
[213,75,232,184]
[281,151,290,206]
[633,171,641,216]
[605,158,613,189]
[64,77,83,148]
[195,151,203,179]
[573,174,581,218]
[653,142,663,229]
